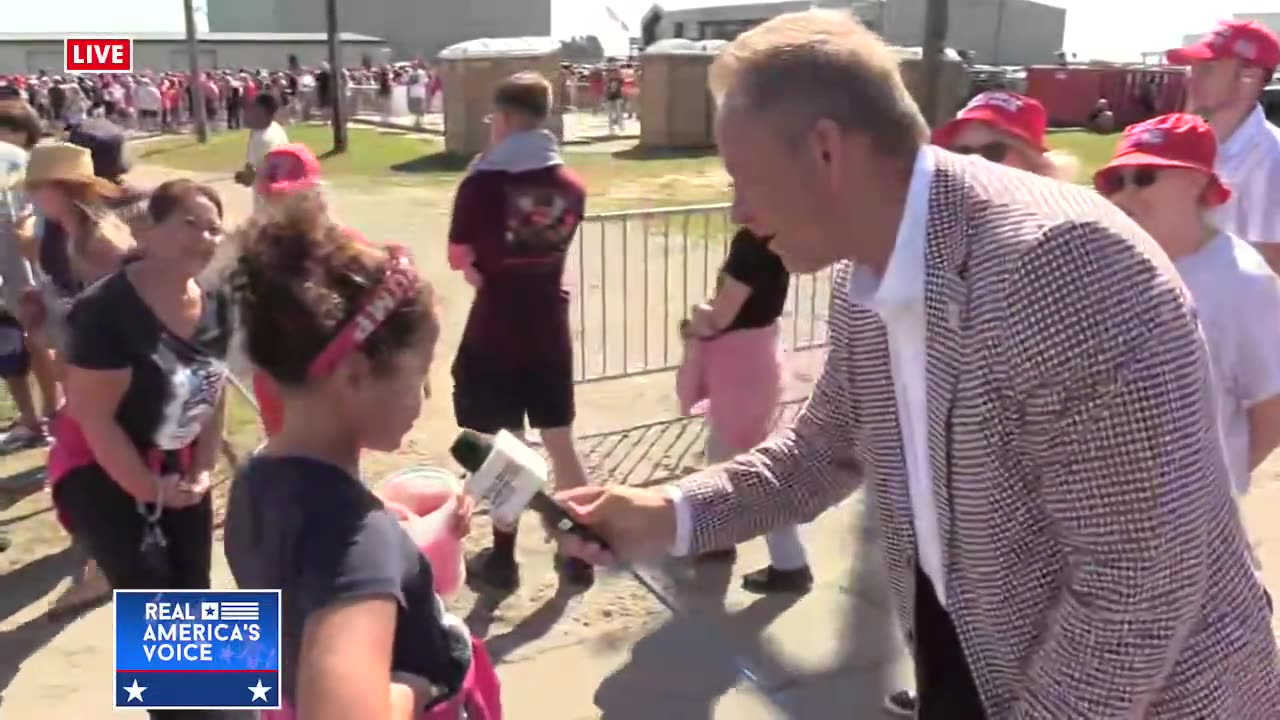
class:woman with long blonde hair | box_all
[18,143,139,619]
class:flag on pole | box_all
[604,4,631,33]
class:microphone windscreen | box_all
[449,429,492,472]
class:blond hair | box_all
[52,181,137,283]
[708,9,928,158]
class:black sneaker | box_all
[697,547,738,563]
[556,555,595,589]
[467,547,520,592]
[740,565,813,595]
[883,689,917,716]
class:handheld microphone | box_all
[450,430,778,703]
[449,429,611,550]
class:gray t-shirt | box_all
[223,456,471,706]
[1175,232,1280,495]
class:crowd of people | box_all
[0,62,437,136]
[0,9,1279,720]
[0,58,641,140]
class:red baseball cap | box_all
[933,91,1048,152]
[256,143,322,196]
[1093,113,1231,206]
[1167,20,1280,69]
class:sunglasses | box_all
[1099,167,1160,196]
[951,141,1009,163]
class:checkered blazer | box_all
[676,148,1280,718]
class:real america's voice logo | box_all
[113,590,282,710]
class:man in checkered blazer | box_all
[557,10,1280,719]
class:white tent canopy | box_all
[437,36,561,61]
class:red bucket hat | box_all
[1093,113,1231,206]
[1167,20,1280,70]
[933,91,1048,152]
[256,143,322,196]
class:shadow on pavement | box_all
[484,585,578,664]
[590,493,906,718]
[0,611,85,703]
[0,466,48,513]
[610,146,719,162]
[592,559,798,719]
[389,152,472,174]
[771,495,904,717]
[0,546,82,624]
[0,546,95,699]
[462,579,518,641]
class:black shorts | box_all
[451,344,575,433]
[0,313,30,378]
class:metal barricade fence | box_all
[568,204,833,384]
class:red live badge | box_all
[64,38,133,74]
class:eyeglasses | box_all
[1099,167,1160,196]
[951,141,1009,163]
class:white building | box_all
[210,0,554,61]
[1182,13,1280,49]
[643,1,881,43]
[642,0,1066,66]
[0,32,387,74]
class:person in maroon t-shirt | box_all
[447,71,594,590]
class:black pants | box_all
[53,464,217,720]
[914,565,987,720]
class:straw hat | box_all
[24,143,122,198]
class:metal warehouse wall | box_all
[883,0,1066,66]
[208,0,280,34]
[0,40,379,73]
[269,0,554,60]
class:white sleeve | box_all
[1240,138,1280,244]
[665,485,693,557]
[1236,273,1280,406]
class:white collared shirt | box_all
[844,147,945,606]
[1210,105,1280,245]
[668,147,947,606]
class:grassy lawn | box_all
[1047,129,1122,184]
[134,125,731,211]
[136,124,1122,211]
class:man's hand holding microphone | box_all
[450,429,680,565]
[552,485,677,564]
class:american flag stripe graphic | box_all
[218,602,259,621]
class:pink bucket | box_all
[260,636,502,719]
[377,466,466,597]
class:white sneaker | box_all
[0,424,49,452]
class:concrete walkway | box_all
[0,477,916,719]
[349,110,640,145]
[7,460,1280,719]
[3,159,1279,718]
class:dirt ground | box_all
[0,158,797,717]
[4,155,1278,718]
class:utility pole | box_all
[920,0,949,127]
[183,0,208,143]
[992,0,1007,66]
[326,0,348,152]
